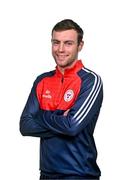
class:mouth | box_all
[56,54,68,60]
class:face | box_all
[51,29,83,72]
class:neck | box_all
[58,60,77,75]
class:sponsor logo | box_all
[64,89,74,102]
[42,90,52,99]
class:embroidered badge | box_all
[64,90,74,102]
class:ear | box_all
[78,41,84,52]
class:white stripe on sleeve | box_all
[73,68,102,125]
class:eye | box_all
[65,41,74,46]
[51,40,60,45]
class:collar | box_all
[55,60,84,78]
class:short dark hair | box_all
[52,19,84,45]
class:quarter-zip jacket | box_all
[20,60,103,178]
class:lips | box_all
[57,54,68,59]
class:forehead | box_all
[52,29,78,41]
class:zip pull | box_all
[61,76,64,83]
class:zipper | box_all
[61,76,64,83]
[54,76,64,108]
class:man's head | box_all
[51,19,84,73]
[52,19,84,46]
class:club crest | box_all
[64,90,74,102]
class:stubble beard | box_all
[54,55,78,69]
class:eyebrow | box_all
[51,39,59,42]
[51,39,75,43]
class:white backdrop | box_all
[0,0,120,179]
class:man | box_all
[20,19,103,180]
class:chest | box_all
[36,75,81,110]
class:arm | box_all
[19,77,55,138]
[40,73,103,136]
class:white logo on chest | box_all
[64,90,74,102]
[42,89,52,99]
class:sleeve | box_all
[19,77,55,138]
[39,73,103,136]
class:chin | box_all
[56,59,65,65]
[57,61,67,67]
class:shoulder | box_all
[78,67,103,92]
[78,67,102,83]
[34,70,55,87]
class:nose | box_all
[58,42,65,52]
